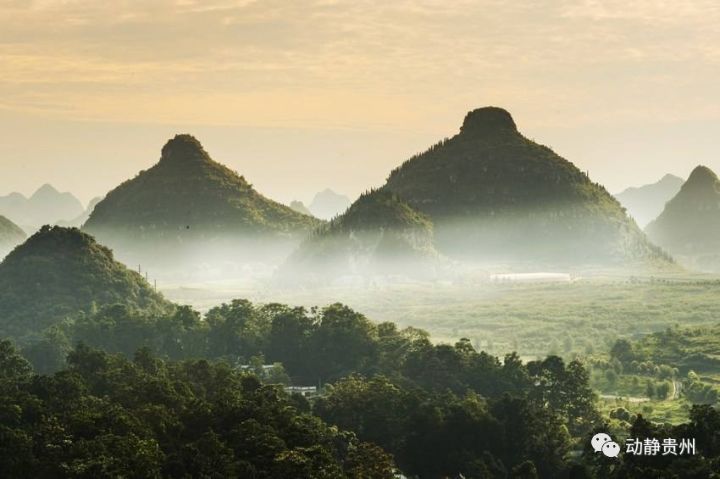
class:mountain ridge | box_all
[288,106,671,271]
[0,184,84,231]
[85,134,320,237]
[646,166,720,269]
[0,215,26,258]
[615,174,684,228]
[380,107,667,264]
[284,189,437,278]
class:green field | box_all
[162,273,720,425]
[164,274,720,359]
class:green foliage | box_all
[0,342,395,478]
[286,189,437,277]
[631,324,720,374]
[6,294,606,477]
[85,134,320,240]
[0,339,32,382]
[655,381,672,400]
[581,408,720,477]
[610,339,635,366]
[684,376,719,404]
[315,374,575,478]
[0,215,26,256]
[381,107,668,264]
[0,226,171,337]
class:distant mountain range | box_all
[615,174,684,228]
[289,200,314,217]
[0,184,85,231]
[309,189,352,220]
[0,215,26,258]
[289,106,669,273]
[0,226,170,338]
[83,134,322,267]
[646,166,720,271]
[58,196,104,228]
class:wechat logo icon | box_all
[592,432,620,458]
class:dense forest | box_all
[4,297,720,478]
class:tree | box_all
[655,381,671,400]
[20,328,70,374]
[314,375,411,454]
[645,380,656,399]
[510,461,539,479]
[0,343,397,478]
[0,339,32,382]
[610,339,635,365]
[310,304,378,382]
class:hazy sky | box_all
[1,0,719,206]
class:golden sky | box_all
[1,0,719,205]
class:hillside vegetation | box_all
[85,135,320,239]
[284,190,438,277]
[0,226,170,337]
[0,215,26,257]
[382,107,667,264]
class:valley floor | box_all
[161,272,720,360]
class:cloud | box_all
[0,0,718,129]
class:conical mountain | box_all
[84,135,321,267]
[0,215,26,258]
[646,166,720,259]
[285,190,437,277]
[615,174,684,228]
[0,226,170,337]
[86,135,319,236]
[378,106,666,264]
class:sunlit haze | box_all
[2,0,719,204]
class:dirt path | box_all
[672,379,682,400]
[599,394,649,403]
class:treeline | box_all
[10,300,600,477]
[0,340,394,478]
[587,407,720,478]
[6,300,720,477]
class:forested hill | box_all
[646,165,720,256]
[0,226,170,337]
[284,190,438,277]
[84,134,320,239]
[0,214,26,256]
[380,107,668,264]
